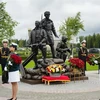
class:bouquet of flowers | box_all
[4,54,22,83]
[96,56,100,63]
[87,54,98,65]
[46,64,65,74]
[68,58,84,69]
[8,54,22,66]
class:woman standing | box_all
[7,43,22,100]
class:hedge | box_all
[21,54,52,60]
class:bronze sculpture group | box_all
[20,11,88,81]
[29,11,70,69]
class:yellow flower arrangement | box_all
[46,64,65,73]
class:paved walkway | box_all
[0,71,100,100]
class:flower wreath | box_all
[68,58,84,69]
[87,54,98,65]
[46,64,65,73]
[9,54,22,65]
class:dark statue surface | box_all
[20,11,88,83]
[56,36,71,62]
[21,12,71,80]
[24,58,65,80]
[41,11,59,58]
[29,21,47,69]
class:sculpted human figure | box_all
[56,36,71,62]
[41,11,58,58]
[29,21,47,69]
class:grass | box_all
[0,60,35,75]
[0,61,99,75]
[0,66,2,75]
[24,60,35,69]
[86,62,98,71]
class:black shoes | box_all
[7,98,13,100]
[7,98,17,100]
[2,82,9,84]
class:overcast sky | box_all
[1,0,100,40]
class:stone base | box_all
[20,76,88,84]
[71,76,88,81]
[20,78,42,85]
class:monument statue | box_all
[41,11,59,58]
[56,36,71,62]
[19,12,88,82]
[29,21,47,69]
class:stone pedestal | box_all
[21,58,88,84]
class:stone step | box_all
[20,76,88,84]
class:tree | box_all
[87,35,91,48]
[92,33,96,47]
[18,39,24,47]
[79,36,84,43]
[0,2,18,41]
[95,33,100,48]
[80,33,100,48]
[59,12,84,41]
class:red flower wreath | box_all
[10,54,22,64]
[68,58,84,69]
[86,54,96,65]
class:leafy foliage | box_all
[0,2,18,41]
[80,33,100,48]
[59,12,84,41]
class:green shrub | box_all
[88,53,100,57]
[21,56,28,60]
[0,66,2,75]
[21,54,52,61]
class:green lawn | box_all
[86,62,98,71]
[0,67,2,75]
[0,60,35,75]
[0,61,99,75]
[25,60,35,69]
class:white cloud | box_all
[2,0,100,39]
